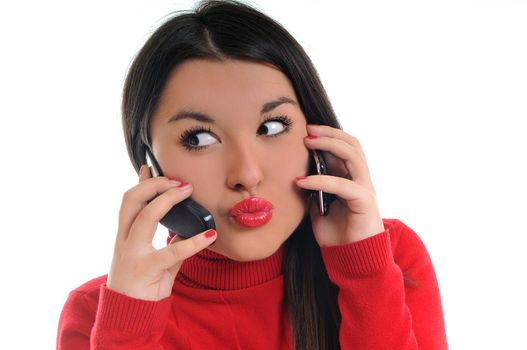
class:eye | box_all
[258,116,293,137]
[179,126,218,151]
[188,133,217,146]
[179,115,293,152]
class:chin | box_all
[207,238,283,262]
[208,231,292,261]
[208,201,307,262]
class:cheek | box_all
[277,141,310,177]
[269,141,310,208]
[158,153,222,206]
[160,139,309,212]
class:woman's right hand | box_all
[106,164,217,301]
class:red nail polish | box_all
[305,136,318,140]
[205,229,217,238]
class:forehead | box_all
[154,59,297,122]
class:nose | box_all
[226,142,264,194]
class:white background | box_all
[1,0,526,348]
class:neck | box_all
[175,244,285,290]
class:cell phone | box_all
[144,148,216,239]
[308,150,337,216]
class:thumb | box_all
[166,229,181,245]
[155,229,218,270]
[168,233,183,245]
[139,164,152,182]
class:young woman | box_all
[57,1,447,349]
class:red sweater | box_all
[56,218,447,349]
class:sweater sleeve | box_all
[57,282,178,350]
[320,218,448,350]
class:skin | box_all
[107,58,385,301]
[149,58,310,261]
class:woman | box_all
[57,0,447,349]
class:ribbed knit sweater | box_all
[56,218,448,349]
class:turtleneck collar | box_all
[174,243,285,291]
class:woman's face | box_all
[149,58,310,261]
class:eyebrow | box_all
[167,96,297,124]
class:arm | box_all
[57,283,183,350]
[320,219,447,349]
[58,166,214,349]
[91,285,174,349]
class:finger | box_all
[169,234,183,245]
[139,164,151,182]
[307,124,367,160]
[113,164,150,244]
[153,229,217,269]
[295,174,375,203]
[117,177,183,242]
[127,184,193,245]
[304,136,370,186]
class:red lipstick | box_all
[228,196,273,228]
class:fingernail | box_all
[305,136,318,140]
[204,229,217,238]
[177,182,190,188]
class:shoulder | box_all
[382,218,436,282]
[58,275,108,336]
[382,218,428,253]
[71,274,108,296]
[63,275,108,314]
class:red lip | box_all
[229,196,274,228]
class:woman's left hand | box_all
[295,124,385,247]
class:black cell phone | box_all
[308,150,337,216]
[144,148,216,239]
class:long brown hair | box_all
[121,1,342,348]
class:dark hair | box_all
[121,1,342,349]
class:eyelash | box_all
[179,115,294,152]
